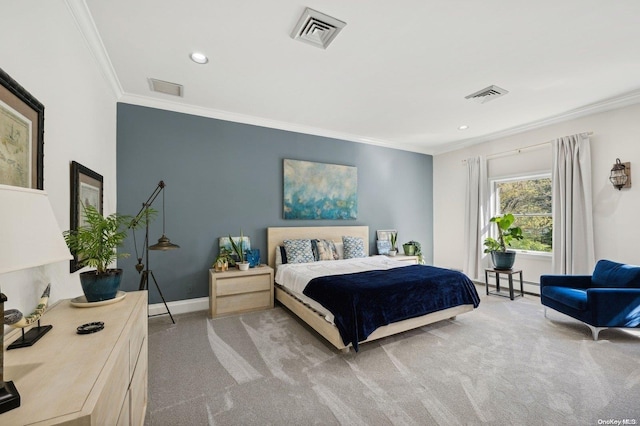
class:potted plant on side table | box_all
[389,232,398,257]
[213,248,232,272]
[483,213,523,270]
[63,204,134,302]
[402,240,424,264]
[229,231,250,271]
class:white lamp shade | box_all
[0,184,72,274]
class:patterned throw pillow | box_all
[283,239,315,264]
[312,239,339,261]
[342,236,366,259]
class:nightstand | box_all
[390,254,419,264]
[209,265,274,318]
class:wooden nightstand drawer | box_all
[217,273,271,296]
[217,290,272,315]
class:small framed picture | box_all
[219,236,251,262]
[376,229,397,241]
[376,239,391,255]
[70,161,103,272]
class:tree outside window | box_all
[494,176,552,253]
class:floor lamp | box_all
[0,185,72,414]
[130,181,179,324]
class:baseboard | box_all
[148,296,208,317]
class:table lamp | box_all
[0,184,72,414]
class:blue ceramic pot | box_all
[80,269,123,302]
[491,251,516,270]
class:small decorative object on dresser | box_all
[4,284,53,349]
[213,249,232,272]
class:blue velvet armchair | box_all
[540,259,640,340]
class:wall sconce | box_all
[609,158,631,190]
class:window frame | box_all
[489,172,553,256]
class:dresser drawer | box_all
[129,307,147,379]
[217,273,271,296]
[94,339,129,425]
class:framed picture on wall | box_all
[70,161,103,272]
[0,67,45,189]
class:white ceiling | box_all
[76,0,640,154]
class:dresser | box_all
[209,265,274,317]
[2,290,148,425]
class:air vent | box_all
[465,85,509,104]
[148,78,183,97]
[291,7,346,49]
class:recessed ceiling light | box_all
[190,52,208,64]
[458,125,469,130]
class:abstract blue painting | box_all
[284,159,357,220]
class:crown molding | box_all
[432,88,640,155]
[118,92,433,155]
[65,0,123,98]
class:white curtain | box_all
[463,156,488,280]
[551,133,595,274]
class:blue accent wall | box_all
[116,103,433,303]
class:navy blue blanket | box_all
[303,265,480,351]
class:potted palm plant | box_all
[483,213,523,270]
[63,204,134,302]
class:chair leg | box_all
[586,324,605,341]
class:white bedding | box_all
[275,255,412,323]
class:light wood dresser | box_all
[209,265,274,318]
[2,290,148,425]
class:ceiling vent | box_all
[465,85,509,104]
[290,7,346,49]
[148,78,183,97]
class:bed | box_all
[267,226,480,352]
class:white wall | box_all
[0,0,117,315]
[434,102,640,291]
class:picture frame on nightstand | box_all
[376,229,396,242]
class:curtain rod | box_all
[461,131,593,164]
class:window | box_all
[492,175,552,253]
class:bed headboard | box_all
[267,226,369,269]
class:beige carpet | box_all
[145,287,640,425]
